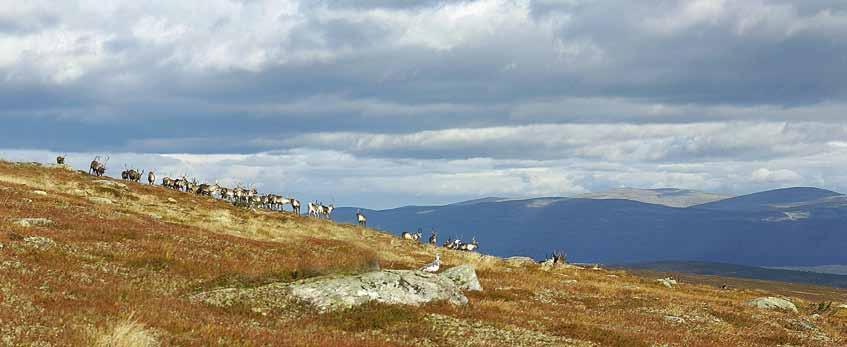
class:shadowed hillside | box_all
[2,160,847,346]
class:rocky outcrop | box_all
[289,269,468,311]
[440,264,483,291]
[748,297,798,313]
[193,265,483,313]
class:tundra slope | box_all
[0,160,846,346]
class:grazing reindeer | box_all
[429,230,437,245]
[124,169,143,182]
[402,230,422,241]
[356,209,366,227]
[56,155,65,165]
[147,171,156,185]
[290,198,301,215]
[89,156,107,176]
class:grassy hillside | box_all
[2,160,847,346]
[623,261,847,289]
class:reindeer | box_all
[147,171,156,185]
[124,169,143,182]
[290,198,301,215]
[319,203,335,219]
[402,230,422,241]
[308,201,320,217]
[458,237,479,252]
[355,210,366,227]
[541,250,567,265]
[268,195,291,211]
[429,230,437,245]
[89,156,107,176]
[162,177,175,189]
[443,238,462,250]
[56,155,65,165]
[196,183,220,197]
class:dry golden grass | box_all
[90,314,158,347]
[1,159,846,346]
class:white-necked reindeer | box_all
[290,198,301,215]
[429,230,437,245]
[308,201,320,218]
[356,209,367,227]
[147,170,156,185]
[319,203,334,219]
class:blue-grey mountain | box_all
[335,187,847,267]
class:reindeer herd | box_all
[67,155,483,252]
[397,228,480,252]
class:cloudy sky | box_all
[2,0,847,209]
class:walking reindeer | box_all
[356,209,367,227]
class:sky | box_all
[2,0,847,209]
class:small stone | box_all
[31,190,47,196]
[88,197,113,205]
[167,198,178,203]
[23,236,56,249]
[664,315,686,324]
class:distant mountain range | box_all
[335,187,847,267]
[576,188,731,208]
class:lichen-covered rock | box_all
[289,269,468,311]
[23,236,56,249]
[440,264,483,291]
[14,218,52,228]
[748,297,798,313]
[505,256,536,266]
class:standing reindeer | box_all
[147,171,156,185]
[56,155,65,165]
[308,201,320,217]
[356,210,367,227]
[290,198,301,215]
[89,156,107,176]
[429,230,437,245]
[319,203,334,219]
[541,250,567,265]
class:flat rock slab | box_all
[193,265,482,313]
[290,269,468,311]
